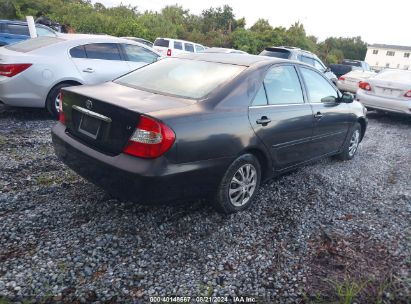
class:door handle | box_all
[82,68,95,73]
[256,116,271,126]
[314,112,323,119]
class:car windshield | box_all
[5,36,64,52]
[116,58,246,99]
[374,70,411,82]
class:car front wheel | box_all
[336,123,361,161]
[214,153,261,214]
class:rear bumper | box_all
[51,123,231,203]
[0,74,46,108]
[356,90,411,115]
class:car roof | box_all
[175,52,291,67]
[0,19,53,29]
[0,19,27,24]
[57,33,156,45]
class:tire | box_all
[214,153,261,214]
[46,83,77,119]
[336,123,361,161]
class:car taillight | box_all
[58,91,65,124]
[339,76,345,81]
[123,115,175,158]
[359,81,371,91]
[166,49,172,56]
[0,64,32,77]
[404,90,411,97]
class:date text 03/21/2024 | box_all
[149,296,257,303]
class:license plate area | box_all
[78,114,101,139]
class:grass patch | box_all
[0,135,7,145]
[35,174,55,186]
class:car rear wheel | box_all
[46,83,77,119]
[214,153,261,214]
[336,123,361,161]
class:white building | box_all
[365,44,411,71]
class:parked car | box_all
[121,37,153,48]
[259,46,338,83]
[337,69,377,93]
[330,59,372,78]
[202,47,247,54]
[153,38,205,56]
[0,34,160,117]
[52,53,367,213]
[356,69,411,115]
[0,19,57,46]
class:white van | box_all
[153,38,205,57]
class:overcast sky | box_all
[95,0,410,46]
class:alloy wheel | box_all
[229,163,257,207]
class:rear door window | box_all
[251,85,268,106]
[122,44,159,63]
[70,45,87,58]
[84,43,121,61]
[174,41,183,50]
[153,38,169,47]
[264,65,304,105]
[5,24,29,35]
[184,43,194,52]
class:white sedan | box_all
[337,69,377,93]
[356,69,411,115]
[0,34,160,117]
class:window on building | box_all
[372,50,378,55]
[405,65,410,70]
[386,51,395,56]
[385,63,390,68]
[404,53,410,58]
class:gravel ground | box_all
[0,107,410,303]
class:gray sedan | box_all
[0,34,160,117]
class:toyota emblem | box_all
[85,99,93,110]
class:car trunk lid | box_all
[61,81,194,155]
[368,78,411,99]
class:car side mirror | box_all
[340,92,354,103]
[321,96,338,103]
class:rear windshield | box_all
[342,60,361,67]
[374,70,411,82]
[5,36,64,52]
[153,38,169,47]
[116,58,246,99]
[260,48,291,59]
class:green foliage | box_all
[0,0,368,60]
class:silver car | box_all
[0,34,160,117]
[356,69,411,115]
[259,46,338,84]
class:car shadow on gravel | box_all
[0,105,54,121]
[366,110,411,126]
